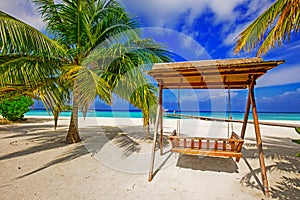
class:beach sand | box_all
[0,116,299,199]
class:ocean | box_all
[25,110,300,121]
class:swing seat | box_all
[169,131,244,162]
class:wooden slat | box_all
[169,135,244,159]
[223,141,226,151]
[214,141,218,150]
[171,148,242,158]
[176,138,179,148]
[151,69,266,78]
[169,136,244,143]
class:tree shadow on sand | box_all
[81,125,170,158]
[0,129,68,161]
[241,136,300,199]
[0,117,52,125]
[0,122,171,179]
[17,144,88,178]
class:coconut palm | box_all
[33,0,172,143]
[234,0,300,56]
[0,11,66,112]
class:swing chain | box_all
[227,86,234,138]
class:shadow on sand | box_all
[0,122,171,179]
[176,155,239,173]
[241,136,300,199]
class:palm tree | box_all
[234,0,300,56]
[33,0,172,143]
[0,11,66,112]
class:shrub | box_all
[0,96,34,121]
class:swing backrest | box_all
[230,132,244,152]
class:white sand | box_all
[0,116,299,199]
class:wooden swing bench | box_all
[169,131,244,161]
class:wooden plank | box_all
[169,136,244,143]
[150,69,266,78]
[214,141,218,150]
[171,148,242,158]
[176,138,179,148]
[223,141,226,151]
[162,81,251,87]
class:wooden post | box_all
[236,78,253,162]
[249,77,270,197]
[159,81,164,155]
[240,87,251,139]
[148,104,161,181]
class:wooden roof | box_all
[148,57,284,89]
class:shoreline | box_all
[25,110,300,121]
[23,115,300,128]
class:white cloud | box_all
[208,0,244,23]
[245,0,274,19]
[0,0,45,30]
[223,24,249,46]
[177,89,237,103]
[258,88,300,102]
[222,0,274,47]
[257,64,300,87]
[121,0,244,28]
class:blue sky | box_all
[1,0,300,112]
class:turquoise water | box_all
[174,111,300,121]
[25,110,300,121]
[25,110,142,118]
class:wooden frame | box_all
[147,57,284,198]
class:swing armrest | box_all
[230,132,244,152]
[171,130,177,136]
[230,132,241,140]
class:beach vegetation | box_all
[0,95,34,121]
[234,0,300,55]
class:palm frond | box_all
[75,66,111,114]
[234,0,300,56]
[0,11,66,58]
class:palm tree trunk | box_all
[143,113,151,139]
[66,88,81,143]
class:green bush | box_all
[0,96,34,121]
